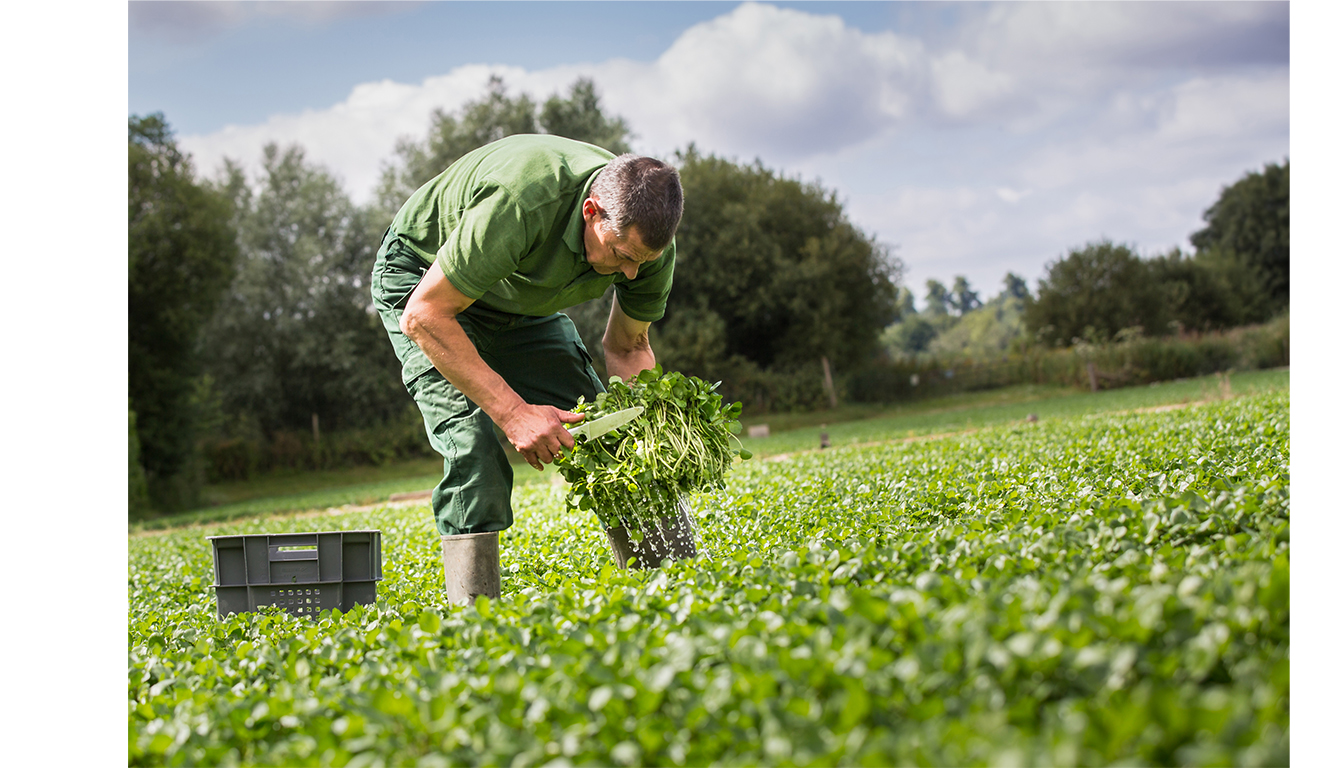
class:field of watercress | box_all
[129,387,1288,766]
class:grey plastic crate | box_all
[208,530,382,618]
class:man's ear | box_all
[582,196,602,221]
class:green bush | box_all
[1240,314,1290,369]
[202,406,435,482]
[849,316,1288,404]
[202,437,261,483]
[720,359,833,414]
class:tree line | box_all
[130,76,1287,517]
[883,160,1288,361]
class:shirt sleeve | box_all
[434,182,535,300]
[614,238,676,322]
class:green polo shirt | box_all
[389,134,675,322]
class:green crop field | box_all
[129,385,1288,766]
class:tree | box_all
[129,113,239,512]
[129,402,151,518]
[949,275,982,316]
[893,285,917,317]
[1003,272,1031,301]
[661,148,900,380]
[923,279,960,335]
[202,144,404,438]
[1023,240,1167,345]
[923,279,951,318]
[929,275,1030,359]
[878,286,933,359]
[1148,247,1268,332]
[881,314,938,357]
[881,279,979,359]
[652,298,731,379]
[539,78,633,158]
[1190,160,1288,315]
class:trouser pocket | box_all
[371,234,437,389]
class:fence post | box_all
[1086,362,1099,392]
[821,356,838,409]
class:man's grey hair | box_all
[589,154,683,251]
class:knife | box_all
[567,405,644,440]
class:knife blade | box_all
[567,405,644,440]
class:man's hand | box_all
[498,404,585,471]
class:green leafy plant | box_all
[128,383,1290,766]
[556,366,751,535]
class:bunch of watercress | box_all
[556,366,751,535]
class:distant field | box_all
[738,368,1288,457]
[134,368,1287,533]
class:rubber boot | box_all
[440,531,502,606]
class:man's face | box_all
[581,197,662,280]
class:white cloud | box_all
[182,2,937,199]
[175,1,1288,298]
[930,50,1016,120]
[932,1,1290,130]
[962,1,1288,72]
[598,2,926,161]
[182,65,519,195]
[1155,72,1291,144]
[1011,71,1289,194]
[179,2,1288,203]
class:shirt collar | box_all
[563,172,599,257]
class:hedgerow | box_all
[129,389,1288,766]
[848,313,1289,405]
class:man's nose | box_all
[621,262,639,280]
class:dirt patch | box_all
[1132,402,1192,414]
[762,427,979,464]
[388,490,433,502]
[129,496,433,539]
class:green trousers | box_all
[371,229,605,536]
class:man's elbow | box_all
[399,302,425,340]
[604,329,651,357]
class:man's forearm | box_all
[402,309,526,424]
[602,298,657,381]
[400,262,581,470]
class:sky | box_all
[128,0,1291,300]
